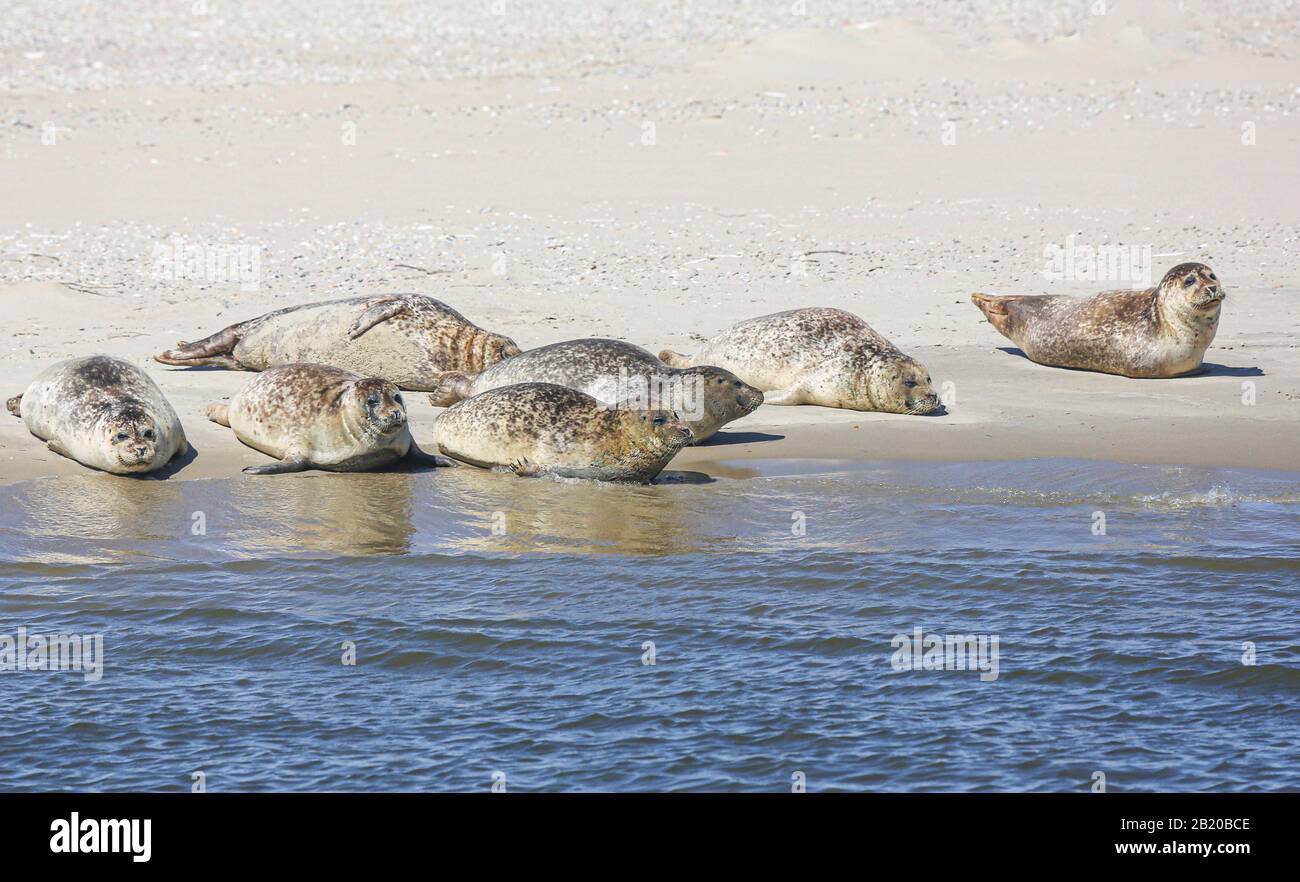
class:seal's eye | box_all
[1184,276,1196,287]
[1209,273,1217,281]
[367,394,380,406]
[115,432,129,442]
[733,381,743,388]
[143,429,156,440]
[394,394,403,405]
[652,416,667,427]
[903,380,918,388]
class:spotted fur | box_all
[971,262,1225,378]
[659,308,940,414]
[205,363,447,474]
[156,295,520,391]
[429,338,763,442]
[7,355,188,475]
[433,382,694,482]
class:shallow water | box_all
[0,458,1296,791]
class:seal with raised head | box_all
[971,262,1226,378]
[429,338,764,443]
[6,355,188,475]
[433,383,693,482]
[204,363,452,475]
[156,295,521,391]
[659,307,941,414]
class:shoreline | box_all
[2,281,1295,484]
[2,354,1296,487]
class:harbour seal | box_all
[6,355,188,475]
[428,338,764,442]
[433,383,693,482]
[156,295,521,391]
[659,308,941,414]
[970,262,1225,378]
[204,363,452,475]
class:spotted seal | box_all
[203,363,452,475]
[971,262,1226,378]
[429,338,763,442]
[659,307,941,414]
[432,382,693,482]
[6,355,188,475]
[156,295,520,391]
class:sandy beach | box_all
[2,1,1298,482]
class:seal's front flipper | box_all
[203,404,231,427]
[762,385,806,406]
[46,439,73,461]
[156,327,245,369]
[507,458,542,478]
[427,371,476,407]
[243,456,310,476]
[406,441,456,468]
[6,394,21,417]
[349,297,409,340]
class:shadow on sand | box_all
[698,430,785,446]
[996,348,1263,378]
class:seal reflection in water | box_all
[971,262,1226,378]
[660,308,942,415]
[227,473,418,556]
[433,383,694,483]
[205,364,453,475]
[6,355,188,476]
[429,338,764,443]
[156,294,520,391]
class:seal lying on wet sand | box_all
[970,262,1226,378]
[429,338,764,442]
[433,383,693,482]
[204,363,452,475]
[660,307,941,414]
[157,295,521,391]
[7,355,188,475]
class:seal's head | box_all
[1159,262,1225,313]
[351,378,409,438]
[864,355,941,415]
[100,405,163,472]
[627,407,694,454]
[677,365,764,442]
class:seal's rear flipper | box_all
[156,326,245,369]
[970,293,1020,336]
[427,372,475,407]
[349,297,409,340]
[203,404,231,427]
[658,349,693,368]
[762,385,807,406]
[5,394,21,418]
[244,456,310,476]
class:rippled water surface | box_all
[0,458,1296,791]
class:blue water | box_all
[0,458,1296,791]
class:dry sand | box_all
[2,1,1297,483]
